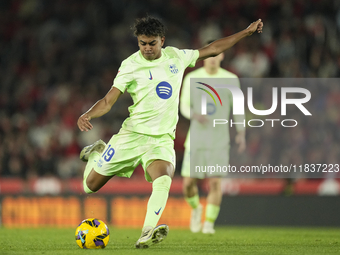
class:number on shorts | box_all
[102,145,115,162]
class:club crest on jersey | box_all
[169,64,178,74]
[156,82,172,99]
[207,102,216,115]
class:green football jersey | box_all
[180,67,245,149]
[113,47,199,139]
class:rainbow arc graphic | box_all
[196,82,222,106]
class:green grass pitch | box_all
[0,226,339,255]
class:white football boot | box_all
[135,224,169,248]
[190,204,203,233]
[79,139,106,162]
[202,221,216,234]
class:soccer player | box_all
[77,16,262,248]
[180,41,246,234]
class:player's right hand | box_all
[77,113,93,132]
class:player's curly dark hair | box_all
[133,16,166,37]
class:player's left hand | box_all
[246,19,263,35]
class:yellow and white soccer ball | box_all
[75,218,110,249]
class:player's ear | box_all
[160,36,165,46]
[219,52,225,61]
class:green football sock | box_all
[205,203,220,223]
[143,175,172,228]
[83,152,100,194]
[185,194,200,209]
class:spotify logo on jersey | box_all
[156,82,172,99]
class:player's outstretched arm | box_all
[197,19,263,61]
[77,87,122,132]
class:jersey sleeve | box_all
[112,59,134,93]
[167,47,199,68]
[180,49,199,68]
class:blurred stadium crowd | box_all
[0,0,339,182]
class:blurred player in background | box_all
[180,40,246,234]
[77,16,262,247]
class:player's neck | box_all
[204,65,219,75]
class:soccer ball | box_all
[75,218,110,249]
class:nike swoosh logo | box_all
[155,207,162,215]
[149,70,153,80]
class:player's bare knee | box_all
[83,180,94,194]
[147,160,175,181]
[209,178,221,192]
[183,177,196,191]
